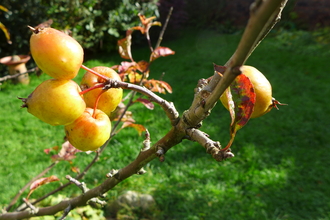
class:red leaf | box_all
[222,74,256,151]
[150,47,175,62]
[27,175,60,199]
[135,98,154,110]
[122,122,146,136]
[143,79,172,94]
[213,63,227,74]
[118,30,133,60]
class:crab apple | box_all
[64,108,111,151]
[80,66,123,116]
[20,79,86,126]
[220,65,274,118]
[29,27,84,80]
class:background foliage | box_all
[0,0,158,64]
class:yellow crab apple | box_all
[64,108,111,151]
[220,65,275,118]
[20,79,86,126]
[29,27,84,80]
[80,66,123,116]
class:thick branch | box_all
[0,127,185,220]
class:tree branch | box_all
[104,79,179,126]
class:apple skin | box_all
[30,27,84,80]
[64,108,111,151]
[80,66,123,116]
[22,79,86,126]
[220,65,273,118]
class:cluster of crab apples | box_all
[20,27,123,152]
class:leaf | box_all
[118,30,133,60]
[51,141,82,162]
[110,103,135,123]
[0,6,9,12]
[44,146,59,154]
[150,47,175,62]
[122,122,147,136]
[222,74,256,151]
[213,63,226,74]
[27,175,60,199]
[137,60,149,73]
[71,166,80,174]
[137,14,161,35]
[135,98,154,110]
[0,22,11,44]
[143,79,172,94]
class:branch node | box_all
[156,146,165,162]
[88,198,107,206]
[106,169,119,178]
[137,168,147,175]
[99,193,107,199]
[141,129,151,151]
[66,175,89,194]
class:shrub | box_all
[0,0,158,59]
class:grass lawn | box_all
[1,28,330,219]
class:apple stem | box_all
[81,65,108,80]
[79,83,105,96]
[92,90,106,118]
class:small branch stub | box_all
[66,175,88,194]
[106,169,119,178]
[23,198,39,215]
[156,146,165,162]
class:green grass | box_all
[1,29,330,220]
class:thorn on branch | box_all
[23,198,39,215]
[66,175,89,194]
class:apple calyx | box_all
[270,98,288,110]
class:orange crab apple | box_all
[64,108,111,151]
[29,27,84,80]
[80,66,123,116]
[20,79,86,126]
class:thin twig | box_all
[6,162,58,212]
[186,128,234,161]
[155,6,173,49]
[0,68,37,83]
